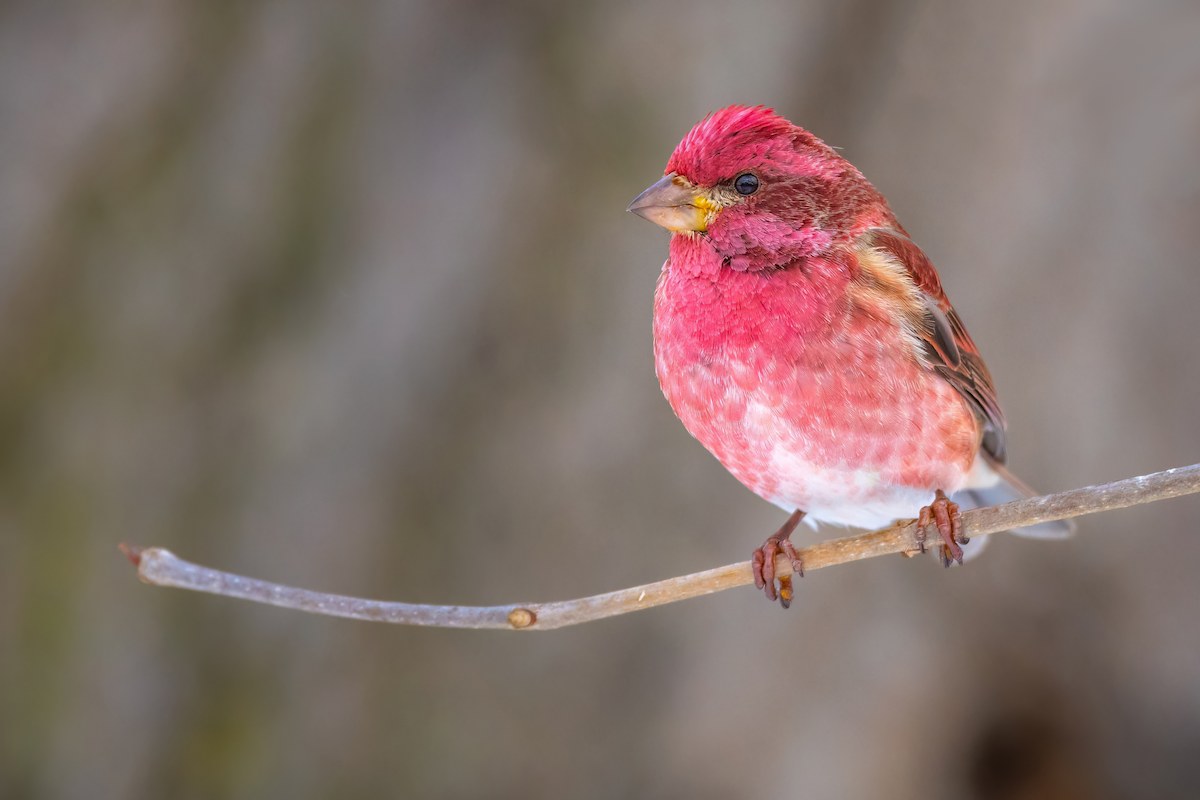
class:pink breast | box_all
[653,255,978,514]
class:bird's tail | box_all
[955,455,1075,540]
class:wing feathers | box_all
[854,228,1008,463]
[922,298,961,369]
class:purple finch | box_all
[629,106,1071,605]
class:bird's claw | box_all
[752,510,806,607]
[918,490,965,567]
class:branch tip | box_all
[119,543,144,567]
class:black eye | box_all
[734,173,759,195]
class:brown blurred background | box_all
[2,2,1199,798]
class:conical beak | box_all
[627,173,710,232]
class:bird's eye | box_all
[734,173,759,195]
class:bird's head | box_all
[629,106,880,272]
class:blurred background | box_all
[1,1,1199,798]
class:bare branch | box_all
[122,462,1200,630]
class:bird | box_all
[628,106,1071,607]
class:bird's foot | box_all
[752,509,806,607]
[918,490,966,567]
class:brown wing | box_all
[854,228,1008,463]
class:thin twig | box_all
[121,462,1200,630]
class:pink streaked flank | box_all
[653,250,977,528]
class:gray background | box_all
[2,1,1199,798]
